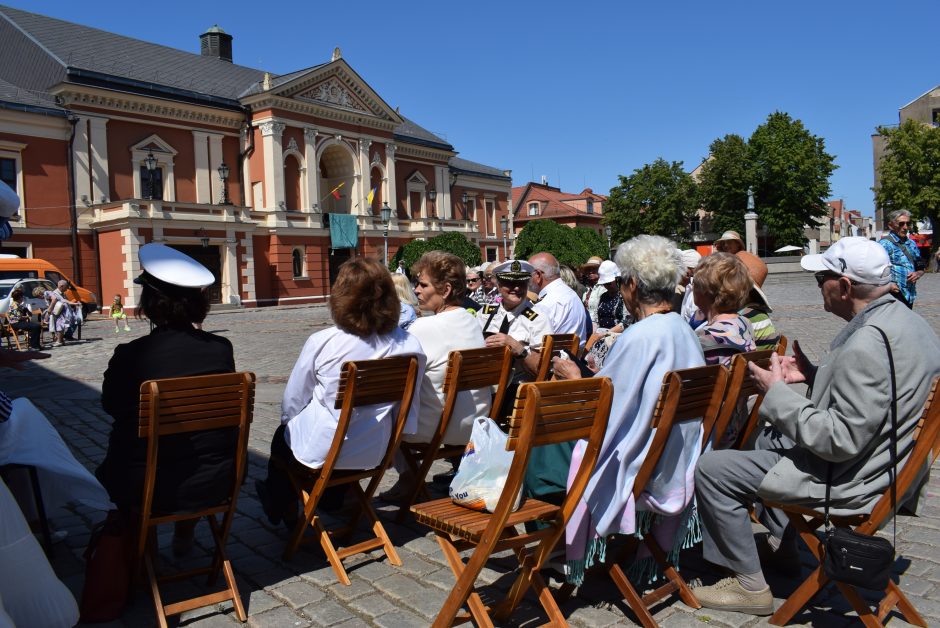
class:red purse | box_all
[79,510,137,623]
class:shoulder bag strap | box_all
[883,236,917,267]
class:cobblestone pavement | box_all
[7,273,940,627]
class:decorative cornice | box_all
[303,127,318,142]
[279,65,398,123]
[55,87,243,129]
[295,77,369,114]
[259,121,285,137]
[395,143,454,164]
[242,95,397,133]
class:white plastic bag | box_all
[449,417,521,513]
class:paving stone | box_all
[302,598,357,626]
[348,593,399,618]
[328,577,376,601]
[372,573,448,618]
[565,601,627,627]
[373,608,427,628]
[247,605,311,628]
[272,579,327,609]
[246,589,283,616]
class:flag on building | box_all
[330,182,345,200]
[367,186,376,206]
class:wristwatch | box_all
[517,346,530,359]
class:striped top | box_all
[740,306,779,351]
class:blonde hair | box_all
[392,273,418,307]
[694,252,752,313]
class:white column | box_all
[441,169,452,222]
[240,234,256,302]
[744,211,758,255]
[88,117,109,203]
[434,166,447,219]
[192,131,211,203]
[223,230,239,304]
[358,139,371,216]
[72,117,91,204]
[304,128,319,211]
[208,134,224,204]
[260,121,285,210]
[385,143,397,214]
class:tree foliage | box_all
[513,220,608,268]
[699,111,836,246]
[390,230,482,272]
[603,158,699,243]
[875,119,940,246]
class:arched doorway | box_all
[318,143,356,214]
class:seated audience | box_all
[96,243,233,555]
[559,264,586,299]
[392,272,418,330]
[673,249,701,317]
[585,260,634,371]
[43,285,76,347]
[6,288,41,349]
[736,251,779,350]
[693,252,756,366]
[552,235,706,585]
[256,258,426,524]
[693,237,940,615]
[580,256,605,327]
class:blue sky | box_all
[10,0,938,217]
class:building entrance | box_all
[168,244,222,303]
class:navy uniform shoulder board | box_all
[481,304,498,315]
[522,307,539,321]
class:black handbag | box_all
[821,325,897,591]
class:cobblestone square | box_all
[7,272,940,627]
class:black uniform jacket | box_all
[96,324,236,513]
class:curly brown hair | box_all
[693,252,752,314]
[330,258,399,336]
[410,251,466,306]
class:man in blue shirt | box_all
[879,209,924,308]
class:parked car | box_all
[0,277,57,318]
[0,258,97,317]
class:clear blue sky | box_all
[10,0,938,217]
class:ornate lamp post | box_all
[217,162,230,205]
[427,188,437,218]
[500,215,509,260]
[462,192,469,220]
[604,224,612,253]
[381,201,392,264]
[144,151,157,200]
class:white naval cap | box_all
[493,259,535,281]
[135,243,215,289]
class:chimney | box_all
[200,25,233,62]
[540,175,548,186]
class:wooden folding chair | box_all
[137,371,255,628]
[412,377,613,627]
[707,349,776,451]
[534,333,580,382]
[764,377,940,627]
[0,314,23,351]
[397,346,512,521]
[776,334,788,355]
[281,356,420,585]
[600,365,729,628]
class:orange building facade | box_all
[0,7,511,311]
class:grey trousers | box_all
[695,427,797,575]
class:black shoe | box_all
[255,479,283,526]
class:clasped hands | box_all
[748,339,816,393]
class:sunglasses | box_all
[814,271,858,287]
[467,278,481,285]
[896,221,911,226]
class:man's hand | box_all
[0,348,50,370]
[907,270,925,284]
[748,339,816,389]
[484,333,523,356]
[748,352,785,393]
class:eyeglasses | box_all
[483,275,494,280]
[815,271,858,287]
[896,221,911,226]
[466,278,480,285]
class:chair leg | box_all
[883,580,928,627]
[434,532,493,628]
[397,447,435,522]
[352,483,402,567]
[642,535,700,609]
[145,553,170,628]
[221,558,247,622]
[492,546,565,625]
[609,562,658,628]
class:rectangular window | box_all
[486,200,496,236]
[586,199,594,214]
[486,247,498,262]
[933,109,940,126]
[528,202,539,216]
[466,197,476,220]
[139,165,164,199]
[0,158,15,192]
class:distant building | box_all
[0,5,510,310]
[511,181,607,248]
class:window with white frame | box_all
[0,142,25,223]
[528,201,539,216]
[130,135,177,201]
[486,247,498,262]
[486,199,496,236]
[292,247,307,278]
[466,195,476,220]
[586,199,594,214]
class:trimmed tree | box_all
[513,219,608,267]
[390,230,482,272]
[604,158,699,243]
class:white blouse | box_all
[282,326,426,470]
[405,308,492,446]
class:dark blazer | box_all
[96,324,236,513]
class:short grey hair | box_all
[888,209,911,224]
[530,256,560,278]
[852,282,892,301]
[614,235,684,305]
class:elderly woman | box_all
[96,243,233,555]
[585,260,633,371]
[256,258,426,524]
[392,272,419,330]
[7,288,42,349]
[552,235,706,585]
[44,282,78,347]
[692,252,757,366]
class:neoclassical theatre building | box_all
[0,5,511,309]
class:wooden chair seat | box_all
[281,356,420,586]
[761,376,940,627]
[411,496,559,541]
[412,377,613,627]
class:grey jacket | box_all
[758,295,940,515]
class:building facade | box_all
[0,5,511,310]
[511,181,606,241]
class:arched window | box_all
[292,247,305,278]
[284,154,302,211]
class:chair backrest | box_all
[534,333,580,382]
[634,365,728,498]
[498,378,613,524]
[324,356,420,473]
[441,346,513,429]
[709,349,776,450]
[860,376,940,534]
[137,372,256,550]
[776,335,788,355]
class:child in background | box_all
[111,294,130,332]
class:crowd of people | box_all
[5,280,85,349]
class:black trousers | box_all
[262,424,347,517]
[10,320,41,349]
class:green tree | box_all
[698,134,751,236]
[513,220,608,268]
[390,231,481,272]
[748,111,835,246]
[875,119,940,261]
[604,158,699,243]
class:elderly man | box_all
[880,209,924,308]
[528,252,590,347]
[580,256,604,326]
[693,237,940,615]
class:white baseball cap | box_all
[136,243,215,289]
[680,249,702,269]
[800,237,891,285]
[597,260,621,284]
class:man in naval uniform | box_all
[477,259,549,382]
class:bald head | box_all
[528,252,560,291]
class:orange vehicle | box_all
[0,257,98,316]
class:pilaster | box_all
[72,117,91,204]
[386,143,397,217]
[304,128,319,211]
[208,134,224,204]
[88,116,109,203]
[358,139,371,216]
[260,121,285,210]
[193,131,211,203]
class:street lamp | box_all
[144,151,157,200]
[604,224,612,252]
[217,162,230,205]
[500,215,509,260]
[427,188,437,219]
[381,201,392,264]
[461,191,469,220]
